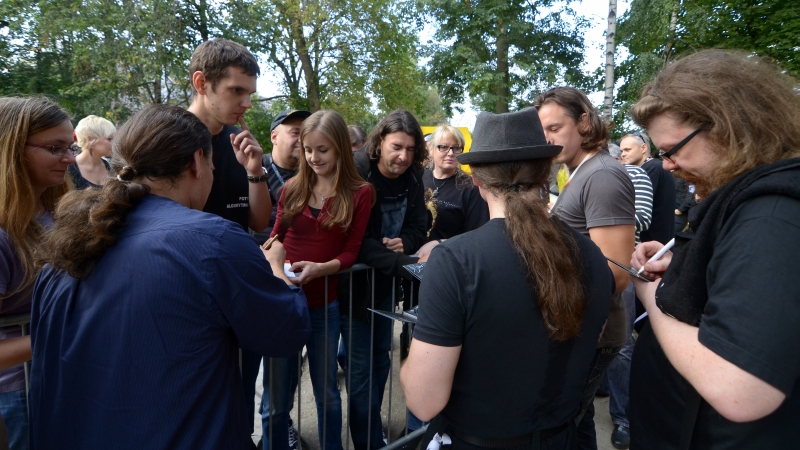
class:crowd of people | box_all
[0,37,797,450]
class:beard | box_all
[672,169,715,201]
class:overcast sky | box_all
[255,1,632,129]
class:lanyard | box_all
[567,152,595,184]
[550,151,596,213]
[268,155,286,187]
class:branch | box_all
[255,95,290,102]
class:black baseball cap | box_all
[270,110,312,132]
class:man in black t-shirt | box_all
[339,110,427,450]
[187,39,271,233]
[629,50,800,449]
[187,39,274,440]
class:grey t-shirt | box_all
[552,151,635,348]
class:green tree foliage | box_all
[614,0,800,137]
[228,0,445,125]
[421,0,590,115]
[0,0,216,122]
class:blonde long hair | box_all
[0,97,71,292]
[280,110,374,230]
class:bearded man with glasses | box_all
[629,49,800,449]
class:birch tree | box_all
[602,0,617,123]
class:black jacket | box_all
[338,150,427,322]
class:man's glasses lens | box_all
[659,127,703,162]
[436,145,463,154]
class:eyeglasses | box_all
[436,145,463,154]
[658,127,703,163]
[26,143,81,157]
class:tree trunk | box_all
[663,0,680,64]
[286,6,320,112]
[495,22,509,113]
[602,0,617,123]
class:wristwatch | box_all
[247,167,268,183]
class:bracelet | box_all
[247,168,268,183]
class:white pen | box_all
[638,238,675,275]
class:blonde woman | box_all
[70,115,115,188]
[418,125,488,254]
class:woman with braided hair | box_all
[401,108,613,449]
[29,104,311,449]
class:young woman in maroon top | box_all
[268,110,373,450]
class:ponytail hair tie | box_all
[117,165,138,182]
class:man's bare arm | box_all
[589,224,635,293]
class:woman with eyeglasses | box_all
[70,115,116,189]
[0,96,75,450]
[418,125,488,253]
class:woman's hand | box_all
[630,241,672,279]
[416,240,442,258]
[289,261,323,285]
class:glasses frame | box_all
[25,143,81,157]
[435,144,463,154]
[659,127,703,163]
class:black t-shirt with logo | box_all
[203,125,249,231]
[422,169,489,241]
[370,165,411,239]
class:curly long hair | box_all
[0,96,71,293]
[470,159,586,341]
[631,49,800,195]
[280,110,374,231]
[37,105,212,278]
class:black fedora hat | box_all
[457,107,562,165]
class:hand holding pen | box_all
[631,238,675,279]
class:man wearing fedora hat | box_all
[534,87,635,450]
[401,107,613,448]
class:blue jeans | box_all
[241,348,262,434]
[0,389,28,450]
[261,301,343,450]
[607,283,636,428]
[576,347,621,450]
[340,294,393,450]
[405,409,425,432]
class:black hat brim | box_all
[456,144,562,165]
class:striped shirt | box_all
[624,164,653,243]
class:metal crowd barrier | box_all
[258,263,426,450]
[1,265,425,449]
